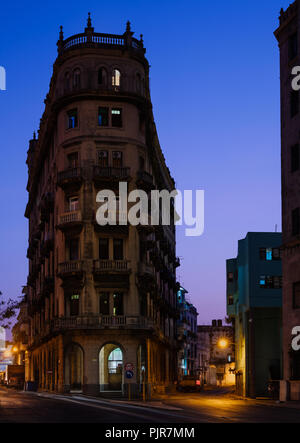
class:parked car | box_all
[177,376,202,392]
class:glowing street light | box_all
[218,338,229,349]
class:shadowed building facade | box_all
[23,16,179,396]
[227,233,282,398]
[275,1,300,401]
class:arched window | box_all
[112,69,121,89]
[73,69,81,90]
[108,348,123,374]
[98,67,107,86]
[64,72,70,93]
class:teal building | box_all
[226,232,282,397]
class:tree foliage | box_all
[0,291,21,329]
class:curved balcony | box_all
[93,166,131,187]
[57,210,83,232]
[57,167,83,190]
[51,315,155,332]
[57,260,84,279]
[93,259,130,288]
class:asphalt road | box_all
[1,387,300,423]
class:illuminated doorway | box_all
[99,344,123,392]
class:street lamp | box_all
[218,338,229,349]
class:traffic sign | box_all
[125,363,134,371]
[125,370,134,379]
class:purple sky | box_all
[0,0,289,330]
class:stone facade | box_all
[22,16,179,397]
[275,1,300,400]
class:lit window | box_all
[70,294,80,316]
[98,107,109,127]
[111,109,122,127]
[260,276,266,287]
[266,248,273,261]
[67,109,78,129]
[108,348,123,374]
[112,69,121,88]
[113,293,123,316]
[69,197,79,212]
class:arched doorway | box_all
[99,344,123,392]
[64,344,83,392]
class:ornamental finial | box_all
[126,21,131,32]
[87,12,92,28]
[59,25,64,41]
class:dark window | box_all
[99,238,109,260]
[227,272,234,283]
[260,276,282,289]
[97,150,108,167]
[98,107,109,126]
[111,108,122,127]
[98,68,106,86]
[259,248,266,260]
[70,294,80,316]
[291,91,299,118]
[228,295,234,306]
[69,239,79,261]
[293,282,300,309]
[73,69,81,90]
[68,152,79,168]
[113,239,123,260]
[273,248,281,260]
[99,292,110,315]
[291,144,300,172]
[289,33,298,61]
[292,208,300,236]
[139,156,145,171]
[112,151,123,168]
[113,292,123,316]
[67,109,78,129]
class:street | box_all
[1,387,300,423]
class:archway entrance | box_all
[64,344,83,392]
[99,344,123,392]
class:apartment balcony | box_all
[136,170,154,191]
[93,166,131,186]
[93,259,131,287]
[57,261,84,279]
[93,259,130,272]
[57,210,83,233]
[57,167,83,190]
[51,315,156,332]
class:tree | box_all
[0,291,21,329]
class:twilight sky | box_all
[0,0,290,328]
